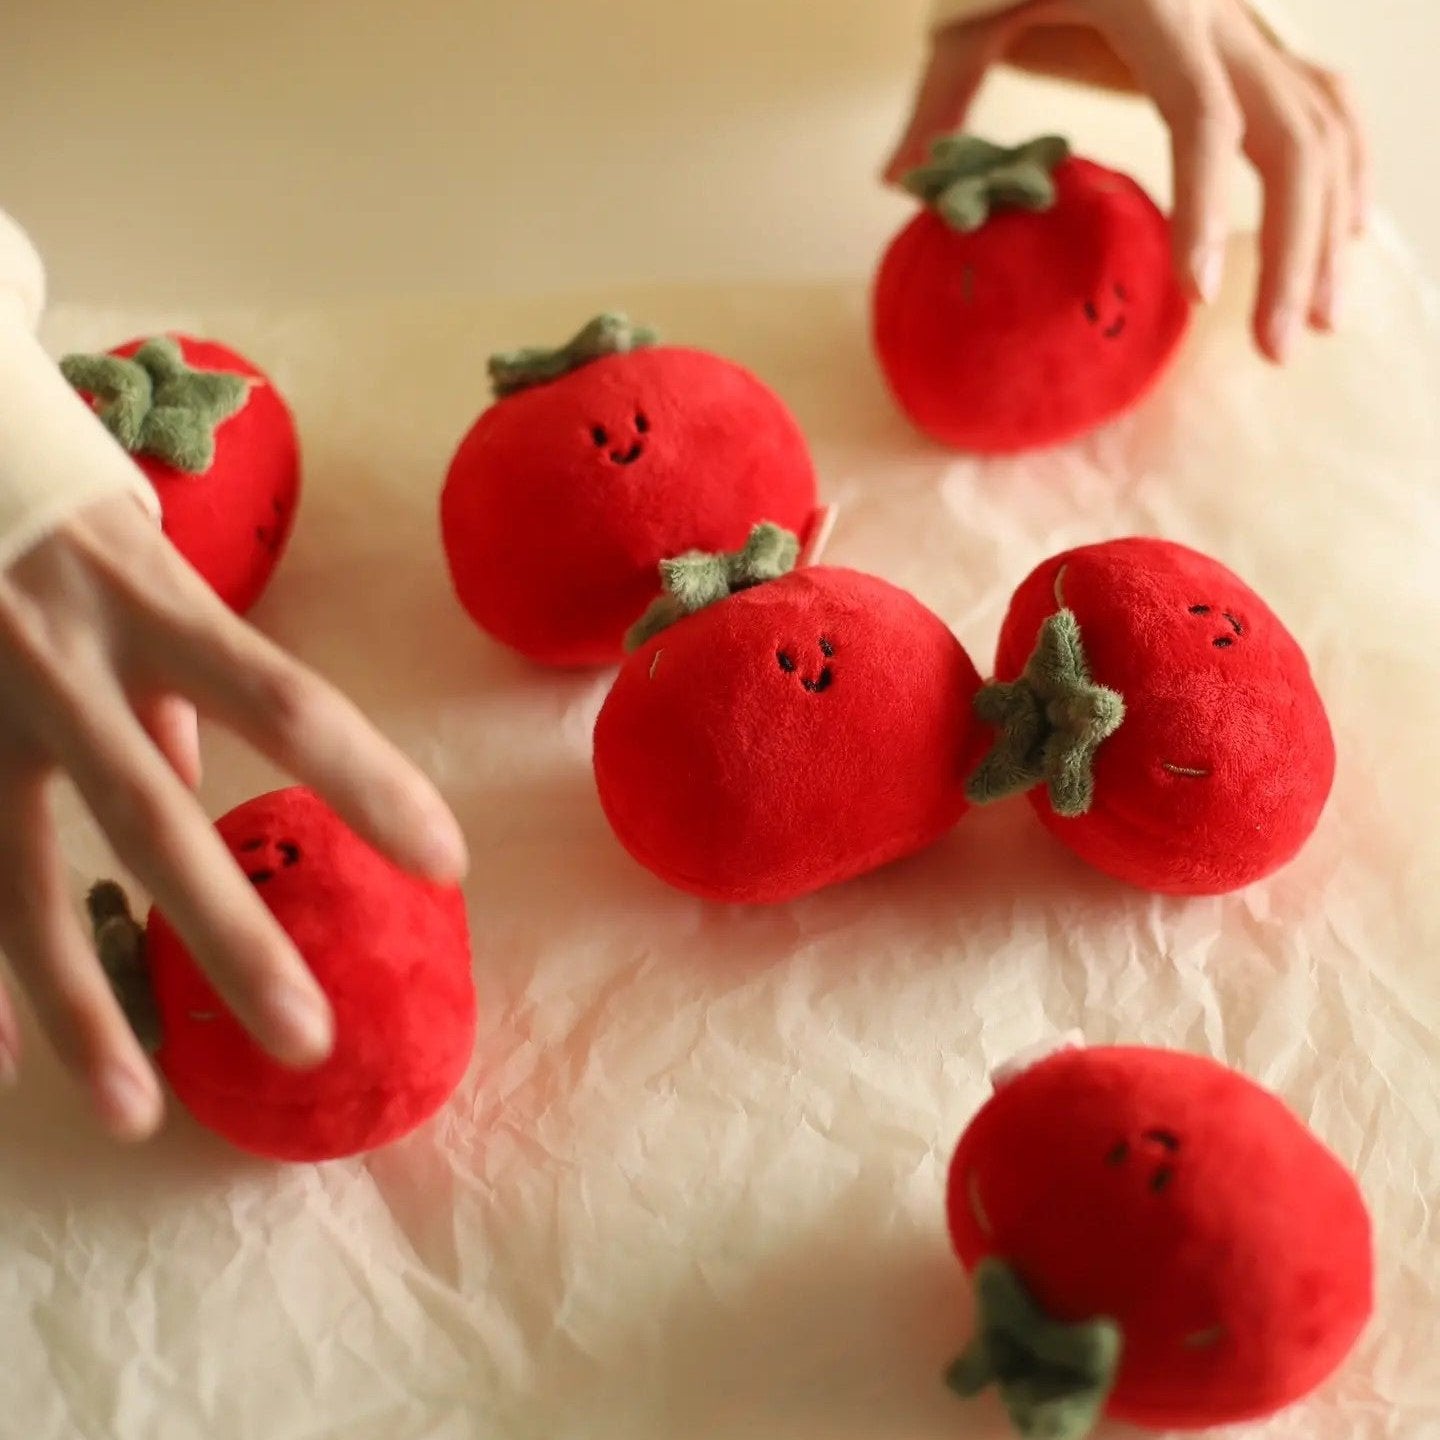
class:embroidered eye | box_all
[1189,604,1211,615]
[278,841,301,866]
[1114,283,1130,301]
[1213,636,1234,649]
[590,424,608,447]
[776,651,797,673]
[635,411,650,433]
[818,637,834,658]
[1083,300,1099,323]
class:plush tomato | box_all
[91,788,476,1161]
[592,524,985,903]
[965,537,1334,894]
[440,313,820,667]
[872,134,1190,454]
[945,1044,1373,1437]
[61,334,300,613]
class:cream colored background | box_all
[2,0,1437,304]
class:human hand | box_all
[884,0,1367,362]
[0,496,469,1139]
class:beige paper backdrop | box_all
[1,0,1435,305]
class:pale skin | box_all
[886,0,1368,362]
[0,497,468,1140]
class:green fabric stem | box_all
[488,313,659,398]
[86,882,162,1054]
[947,1259,1122,1440]
[965,610,1125,817]
[60,337,249,474]
[904,133,1071,233]
[625,522,800,650]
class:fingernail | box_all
[422,811,469,883]
[1192,243,1225,304]
[260,981,333,1066]
[1264,305,1298,363]
[98,1065,160,1140]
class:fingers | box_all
[137,693,201,790]
[1089,2,1241,304]
[883,19,1006,184]
[52,687,335,1069]
[100,521,467,885]
[153,597,467,886]
[1249,99,1326,361]
[1301,65,1366,330]
[1221,34,1332,362]
[0,761,163,1139]
[1305,81,1353,331]
[1307,65,1368,235]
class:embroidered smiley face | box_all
[776,635,835,694]
[234,833,303,887]
[1083,282,1132,340]
[589,408,650,467]
[1105,1126,1183,1194]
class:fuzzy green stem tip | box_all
[965,610,1124,817]
[86,881,162,1054]
[60,336,250,474]
[625,522,800,650]
[947,1259,1122,1440]
[904,133,1071,233]
[488,312,658,398]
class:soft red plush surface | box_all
[946,1045,1373,1430]
[440,344,819,667]
[872,158,1190,454]
[592,566,985,903]
[108,335,300,613]
[991,537,1334,894]
[145,787,476,1162]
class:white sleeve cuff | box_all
[0,319,161,572]
[0,209,45,334]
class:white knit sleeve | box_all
[0,208,159,572]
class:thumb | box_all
[883,19,1008,184]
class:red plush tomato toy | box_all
[61,334,300,613]
[440,313,820,667]
[965,537,1334,894]
[592,523,985,903]
[872,134,1190,454]
[89,787,476,1162]
[945,1042,1373,1438]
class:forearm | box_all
[0,208,158,571]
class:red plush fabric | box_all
[109,335,299,613]
[592,567,985,903]
[947,1045,1373,1430]
[145,788,476,1161]
[441,344,819,667]
[992,538,1334,894]
[872,159,1190,454]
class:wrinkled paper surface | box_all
[4,240,1438,1439]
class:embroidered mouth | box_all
[1161,763,1211,779]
